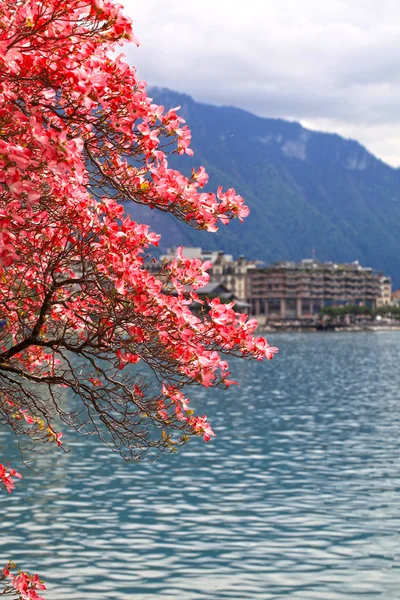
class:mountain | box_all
[127,88,400,287]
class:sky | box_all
[123,0,400,167]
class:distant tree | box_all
[320,305,372,318]
[374,305,400,318]
[320,305,400,320]
[0,1,277,594]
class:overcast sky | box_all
[123,0,400,167]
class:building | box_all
[376,276,392,307]
[160,247,258,301]
[246,259,385,321]
[157,250,392,321]
[391,290,400,307]
[195,281,250,313]
[208,251,258,302]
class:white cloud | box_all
[121,0,400,166]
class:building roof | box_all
[196,281,232,296]
[196,281,250,307]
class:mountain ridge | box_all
[127,88,400,286]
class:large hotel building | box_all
[246,259,389,320]
[160,249,392,321]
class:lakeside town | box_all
[157,247,400,331]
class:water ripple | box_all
[1,332,400,599]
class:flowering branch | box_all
[0,0,277,462]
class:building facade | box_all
[160,247,258,301]
[246,259,385,320]
[157,250,392,321]
[391,290,400,307]
[376,276,392,307]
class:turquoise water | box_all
[1,332,400,599]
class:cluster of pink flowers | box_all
[0,470,46,597]
[1,563,46,600]
[0,463,22,494]
[1,400,62,448]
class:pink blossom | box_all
[194,166,209,187]
[265,345,279,360]
[0,463,22,493]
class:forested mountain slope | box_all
[127,88,400,286]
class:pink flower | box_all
[115,279,125,295]
[265,345,279,360]
[194,166,209,187]
[2,564,10,578]
[19,409,35,424]
[116,349,141,370]
[0,463,22,493]
[190,415,215,442]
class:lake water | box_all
[1,332,400,599]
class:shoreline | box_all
[258,323,400,333]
